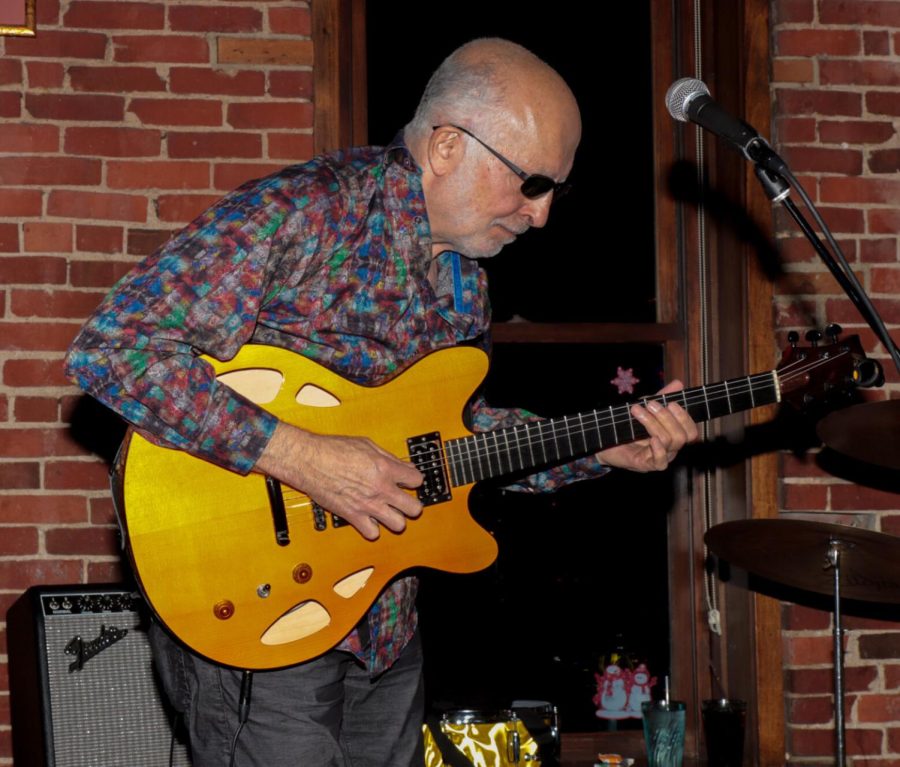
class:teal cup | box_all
[641,700,686,767]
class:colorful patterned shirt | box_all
[65,137,606,674]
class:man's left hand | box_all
[596,379,699,473]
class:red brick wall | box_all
[0,1,313,760]
[774,0,900,762]
[4,0,900,762]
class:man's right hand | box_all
[254,421,424,540]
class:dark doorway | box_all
[366,3,658,323]
[366,3,673,735]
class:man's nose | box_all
[520,193,553,228]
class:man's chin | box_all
[452,226,524,259]
[468,244,505,260]
[455,239,506,260]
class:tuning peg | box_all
[788,331,800,347]
[825,323,843,342]
[805,329,823,347]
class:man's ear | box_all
[428,126,464,177]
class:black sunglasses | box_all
[433,125,571,201]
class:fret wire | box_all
[469,436,480,483]
[702,385,711,420]
[447,440,460,486]
[562,414,574,457]
[609,405,618,443]
[468,439,484,482]
[513,425,525,470]
[480,432,492,479]
[493,432,503,475]
[452,440,462,485]
[463,436,476,483]
[548,419,560,461]
[454,439,464,484]
[723,380,733,414]
[527,422,537,466]
[501,430,512,473]
[748,375,755,408]
[497,431,508,474]
[446,440,456,485]
[539,421,550,462]
[487,432,496,478]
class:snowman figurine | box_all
[594,662,632,720]
[626,663,657,716]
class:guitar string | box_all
[273,371,777,518]
[273,351,850,521]
[274,352,848,516]
[273,350,839,510]
[407,351,847,476]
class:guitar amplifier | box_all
[7,584,192,767]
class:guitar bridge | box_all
[408,432,450,505]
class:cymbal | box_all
[817,400,900,471]
[705,519,900,603]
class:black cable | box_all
[228,670,254,767]
[169,711,178,767]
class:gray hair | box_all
[405,39,539,143]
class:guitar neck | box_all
[445,369,780,486]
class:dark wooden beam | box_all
[312,0,367,153]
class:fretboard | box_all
[444,369,780,486]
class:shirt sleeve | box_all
[469,395,609,492]
[65,171,334,474]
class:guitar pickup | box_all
[312,502,349,530]
[310,433,449,534]
[408,432,451,505]
[312,502,327,531]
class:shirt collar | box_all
[384,131,420,173]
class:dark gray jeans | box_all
[150,623,425,767]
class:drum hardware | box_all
[706,519,900,767]
[511,700,558,763]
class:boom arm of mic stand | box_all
[753,165,900,375]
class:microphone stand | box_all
[669,78,895,767]
[752,159,897,767]
[666,76,899,372]
[752,161,900,377]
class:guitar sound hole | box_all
[260,601,331,645]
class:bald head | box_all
[406,38,580,159]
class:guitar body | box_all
[118,332,878,670]
[120,344,498,670]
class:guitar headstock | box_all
[777,326,883,409]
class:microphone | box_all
[665,77,787,175]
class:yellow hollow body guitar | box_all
[116,335,875,670]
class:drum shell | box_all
[423,709,540,766]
